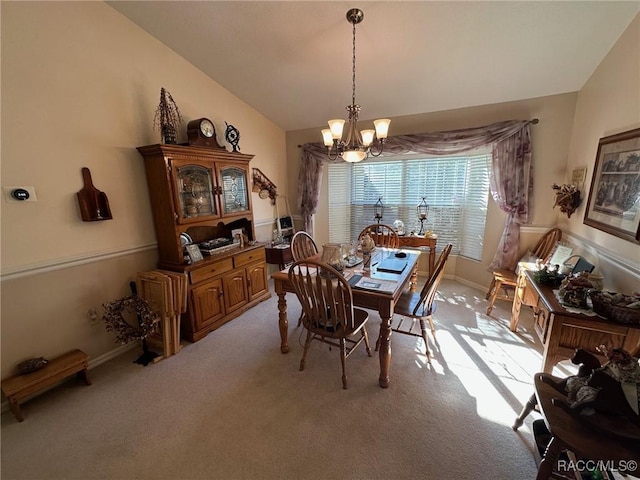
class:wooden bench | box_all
[1,349,91,422]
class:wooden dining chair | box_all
[378,244,453,362]
[290,231,319,326]
[358,224,400,248]
[290,231,318,262]
[485,227,562,315]
[288,259,372,389]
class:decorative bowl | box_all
[590,290,640,324]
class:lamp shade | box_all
[343,150,367,163]
[328,119,345,139]
[321,129,333,147]
[373,119,391,139]
[360,129,375,146]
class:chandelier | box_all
[321,8,390,163]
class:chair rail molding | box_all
[1,244,157,281]
[564,231,640,280]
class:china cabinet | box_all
[137,144,270,342]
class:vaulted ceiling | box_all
[108,1,639,132]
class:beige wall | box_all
[1,2,287,378]
[561,14,640,291]
[286,94,578,288]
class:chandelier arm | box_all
[325,143,341,162]
[369,138,385,157]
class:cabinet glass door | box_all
[219,166,250,215]
[174,163,218,223]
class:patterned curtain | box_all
[299,119,535,267]
[489,127,533,270]
[298,147,324,235]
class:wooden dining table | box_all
[271,247,421,388]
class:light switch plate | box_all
[3,186,38,202]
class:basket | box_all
[590,291,640,324]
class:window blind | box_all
[327,152,491,261]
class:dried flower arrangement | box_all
[153,87,183,144]
[552,183,582,218]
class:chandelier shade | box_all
[322,8,390,163]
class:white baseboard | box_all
[451,275,487,293]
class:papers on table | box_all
[548,244,573,266]
[349,274,398,293]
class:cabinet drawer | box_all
[234,248,266,268]
[189,258,234,284]
[534,301,551,343]
[522,278,540,307]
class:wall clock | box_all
[187,118,223,148]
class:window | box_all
[327,151,491,261]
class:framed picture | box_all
[232,228,244,243]
[185,244,204,263]
[570,167,587,187]
[583,128,640,244]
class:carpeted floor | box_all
[2,278,574,479]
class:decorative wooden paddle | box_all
[76,167,113,221]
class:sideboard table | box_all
[398,234,437,277]
[510,269,640,373]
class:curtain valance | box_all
[298,119,536,269]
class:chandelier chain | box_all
[352,19,357,107]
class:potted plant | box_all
[153,87,183,144]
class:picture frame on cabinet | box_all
[583,128,640,244]
[185,244,204,263]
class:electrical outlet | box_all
[87,308,100,325]
[3,186,38,202]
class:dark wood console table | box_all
[511,270,640,373]
[265,244,293,271]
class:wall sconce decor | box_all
[552,183,582,218]
[374,197,384,224]
[251,168,277,205]
[417,197,429,235]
